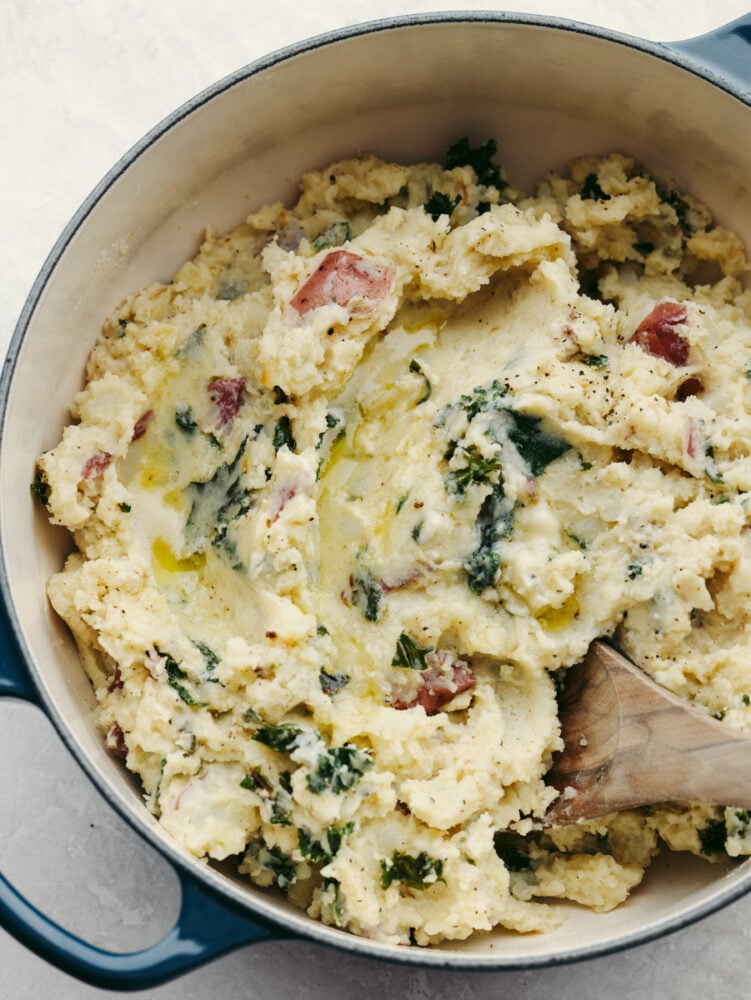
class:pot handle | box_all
[0,867,287,991]
[0,611,287,989]
[0,602,37,702]
[668,13,751,93]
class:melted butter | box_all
[538,592,580,631]
[152,537,206,575]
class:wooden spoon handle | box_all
[545,641,751,825]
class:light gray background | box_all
[2,1,751,997]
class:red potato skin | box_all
[628,301,690,367]
[207,376,246,426]
[290,250,394,317]
[82,451,112,480]
[392,661,476,715]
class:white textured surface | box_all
[2,1,751,996]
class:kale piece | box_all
[307,744,373,794]
[392,633,434,670]
[380,851,444,890]
[424,191,461,222]
[444,137,506,190]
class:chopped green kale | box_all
[504,409,570,477]
[248,840,297,889]
[463,481,511,594]
[252,720,304,753]
[319,667,349,695]
[322,877,346,926]
[192,640,220,671]
[446,445,501,497]
[437,379,508,426]
[273,415,297,453]
[380,850,444,890]
[657,185,693,236]
[30,470,50,506]
[409,359,432,403]
[313,221,351,250]
[494,834,533,872]
[699,818,727,855]
[580,173,610,201]
[298,822,354,864]
[351,568,384,622]
[444,137,506,190]
[307,744,373,794]
[216,278,248,301]
[157,649,207,708]
[184,438,254,560]
[175,403,198,434]
[240,767,291,825]
[705,443,725,485]
[424,190,461,222]
[392,633,434,670]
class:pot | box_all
[2,11,751,990]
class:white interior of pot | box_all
[3,17,751,966]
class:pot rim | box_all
[2,9,751,971]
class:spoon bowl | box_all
[545,641,751,825]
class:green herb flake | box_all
[351,568,384,622]
[216,278,248,301]
[319,667,349,695]
[248,841,297,889]
[705,443,725,485]
[273,415,297,453]
[494,838,532,873]
[424,191,461,222]
[444,137,506,190]
[322,877,346,926]
[252,720,304,753]
[30,471,50,506]
[117,501,132,513]
[583,354,609,368]
[446,445,501,497]
[118,318,128,337]
[580,173,610,201]
[298,822,354,864]
[504,409,570,478]
[158,650,208,708]
[464,482,512,594]
[313,221,351,250]
[175,403,198,435]
[699,817,727,855]
[185,438,254,561]
[240,767,273,795]
[380,850,445,891]
[192,639,220,671]
[392,633,434,670]
[409,359,432,404]
[307,744,373,794]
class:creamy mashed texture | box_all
[35,142,751,944]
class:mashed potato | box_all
[34,141,751,945]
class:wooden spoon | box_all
[544,640,751,826]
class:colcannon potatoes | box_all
[35,141,751,944]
